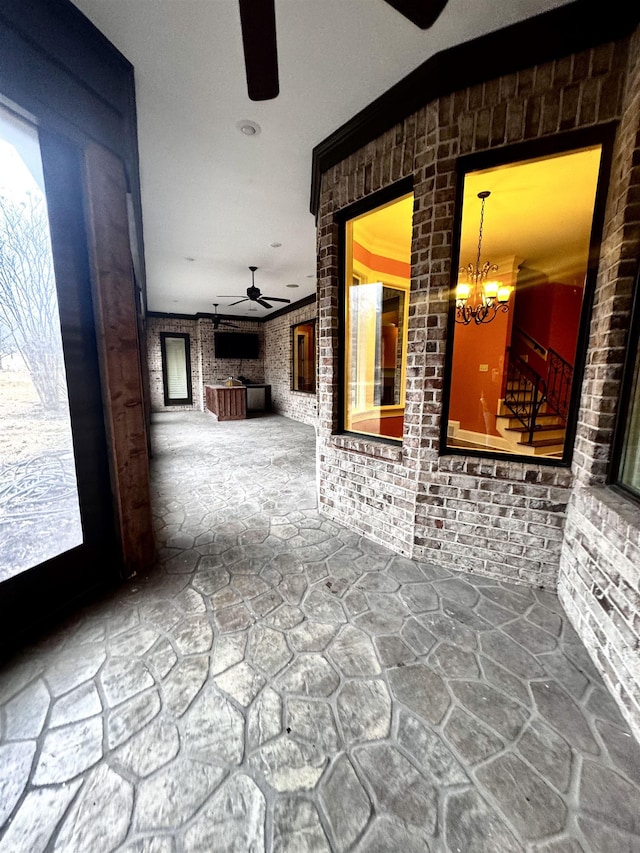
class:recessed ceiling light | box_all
[270,241,282,248]
[249,305,258,311]
[185,256,195,262]
[286,283,299,288]
[237,120,261,136]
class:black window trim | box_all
[440,124,617,468]
[335,177,414,445]
[160,331,193,406]
[609,260,640,505]
[291,318,317,395]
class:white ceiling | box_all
[460,146,603,285]
[70,0,573,318]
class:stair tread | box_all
[504,424,565,433]
[506,412,561,419]
[519,436,566,447]
[502,422,564,429]
[499,410,561,419]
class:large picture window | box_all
[612,270,640,501]
[342,188,413,441]
[292,320,316,393]
[160,332,192,405]
[443,139,607,462]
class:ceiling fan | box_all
[218,266,291,310]
[211,304,238,329]
[238,0,449,101]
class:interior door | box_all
[0,102,116,650]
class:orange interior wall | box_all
[449,310,511,436]
[353,241,411,280]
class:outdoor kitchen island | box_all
[205,383,271,420]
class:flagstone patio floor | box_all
[1,410,639,852]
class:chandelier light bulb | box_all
[483,280,499,300]
[456,282,471,303]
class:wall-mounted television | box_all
[214,331,260,360]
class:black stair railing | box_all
[503,348,575,445]
[513,325,547,358]
[504,356,547,444]
[546,348,573,421]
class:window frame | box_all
[609,262,640,505]
[440,125,616,467]
[336,176,414,445]
[291,318,317,394]
[160,331,193,406]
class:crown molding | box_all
[147,310,257,323]
[310,0,640,217]
[264,292,317,321]
[147,293,316,325]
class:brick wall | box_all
[558,28,640,741]
[316,31,640,736]
[147,307,318,423]
[264,301,318,426]
[146,316,264,412]
[196,318,264,406]
[318,41,631,581]
[560,488,640,740]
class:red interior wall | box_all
[514,281,551,345]
[512,279,551,375]
[382,325,398,368]
[548,284,583,363]
[302,328,314,384]
[513,279,583,373]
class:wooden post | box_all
[83,142,155,576]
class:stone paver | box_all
[0,411,639,852]
[321,754,371,851]
[54,763,133,852]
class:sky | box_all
[0,105,45,199]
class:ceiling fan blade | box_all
[257,298,273,309]
[382,0,448,29]
[229,298,249,306]
[238,0,279,101]
[263,296,291,303]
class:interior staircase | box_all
[496,348,574,458]
[447,342,574,458]
[496,397,566,456]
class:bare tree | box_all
[0,191,66,411]
[0,316,16,370]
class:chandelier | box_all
[455,190,510,325]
